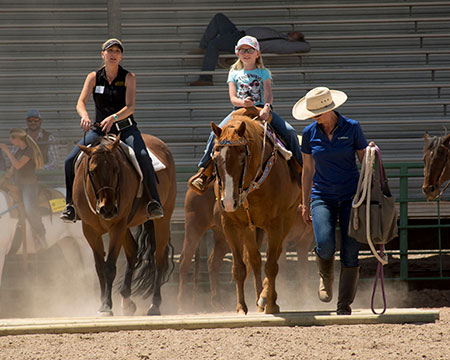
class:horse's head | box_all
[78,135,121,220]
[212,116,266,212]
[422,132,450,201]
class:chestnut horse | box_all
[423,133,450,201]
[177,186,313,313]
[211,107,302,314]
[73,134,176,316]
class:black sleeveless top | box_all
[93,65,134,124]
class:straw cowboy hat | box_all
[292,87,348,120]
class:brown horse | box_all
[177,186,313,313]
[73,134,176,316]
[211,107,302,314]
[423,133,450,201]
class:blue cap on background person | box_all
[26,109,41,119]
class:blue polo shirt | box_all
[301,112,368,201]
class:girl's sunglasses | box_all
[237,48,256,54]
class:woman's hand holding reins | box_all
[100,115,115,133]
[80,115,92,132]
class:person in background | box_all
[60,38,164,223]
[0,149,6,172]
[24,109,58,170]
[292,87,376,315]
[189,13,311,86]
[0,128,47,251]
[189,36,302,193]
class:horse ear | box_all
[78,144,93,155]
[424,132,431,141]
[110,133,121,151]
[211,122,222,138]
[237,121,246,137]
[444,134,450,146]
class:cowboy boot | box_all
[337,266,360,315]
[315,252,334,302]
[188,161,214,194]
[60,203,77,223]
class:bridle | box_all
[83,149,120,214]
[213,120,277,229]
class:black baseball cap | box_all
[102,38,124,52]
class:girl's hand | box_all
[259,107,270,121]
[80,115,92,132]
[100,115,115,133]
[242,97,254,108]
[0,144,9,152]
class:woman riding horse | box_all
[60,38,163,222]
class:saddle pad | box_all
[261,124,292,161]
[74,141,166,176]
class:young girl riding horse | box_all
[189,35,302,193]
[60,38,163,222]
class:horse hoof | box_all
[265,304,280,314]
[236,304,248,315]
[122,300,137,316]
[98,310,114,317]
[147,304,161,316]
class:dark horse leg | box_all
[119,228,139,316]
[82,223,115,315]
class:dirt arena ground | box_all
[1,248,450,359]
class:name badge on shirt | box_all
[95,86,105,94]
[338,136,349,140]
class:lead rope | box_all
[352,145,388,314]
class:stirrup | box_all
[188,171,214,195]
[147,200,164,220]
[60,204,77,223]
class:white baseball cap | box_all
[235,36,260,54]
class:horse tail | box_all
[132,220,175,298]
[7,221,25,256]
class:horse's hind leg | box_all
[120,228,138,316]
[208,226,229,310]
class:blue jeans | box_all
[21,183,45,238]
[198,13,244,81]
[310,198,360,267]
[198,110,303,167]
[64,124,160,204]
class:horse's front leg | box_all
[243,229,264,312]
[82,223,108,315]
[119,228,138,316]
[100,227,125,316]
[262,229,286,314]
[147,219,171,316]
[223,219,247,315]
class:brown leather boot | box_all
[337,266,360,315]
[316,252,334,303]
[188,162,214,194]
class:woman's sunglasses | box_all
[237,48,256,54]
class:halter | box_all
[214,120,278,230]
[83,149,120,215]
